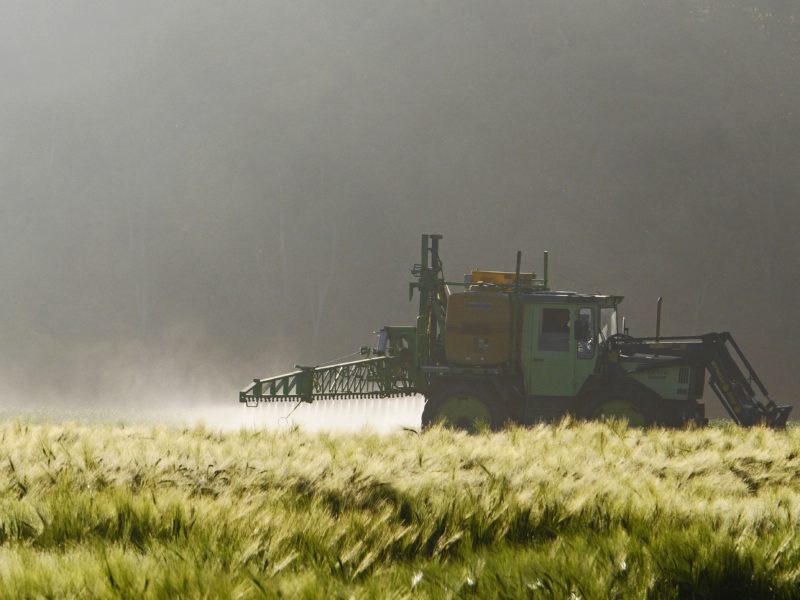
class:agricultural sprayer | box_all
[240,235,791,429]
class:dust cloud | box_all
[1,1,798,425]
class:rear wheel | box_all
[422,383,504,432]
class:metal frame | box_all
[240,356,416,405]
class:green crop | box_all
[0,418,799,598]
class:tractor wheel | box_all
[422,383,504,432]
[583,387,659,427]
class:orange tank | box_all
[445,290,511,366]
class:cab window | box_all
[577,307,595,359]
[538,308,570,351]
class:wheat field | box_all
[0,418,799,598]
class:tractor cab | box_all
[519,293,621,407]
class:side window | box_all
[577,307,595,359]
[538,308,570,352]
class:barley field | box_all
[0,418,799,598]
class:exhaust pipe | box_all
[656,297,663,342]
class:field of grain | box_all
[0,419,799,598]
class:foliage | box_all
[1,419,800,598]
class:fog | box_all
[1,1,798,424]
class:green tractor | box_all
[241,234,790,430]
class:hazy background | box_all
[1,1,798,419]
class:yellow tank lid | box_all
[470,270,536,285]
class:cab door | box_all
[522,304,576,397]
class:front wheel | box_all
[422,383,504,432]
[583,387,659,427]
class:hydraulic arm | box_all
[612,332,791,427]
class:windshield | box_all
[600,307,618,341]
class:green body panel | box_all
[625,362,692,401]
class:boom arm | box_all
[239,355,417,405]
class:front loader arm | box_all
[608,332,792,428]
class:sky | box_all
[1,1,798,419]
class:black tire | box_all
[582,385,660,427]
[422,383,505,432]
